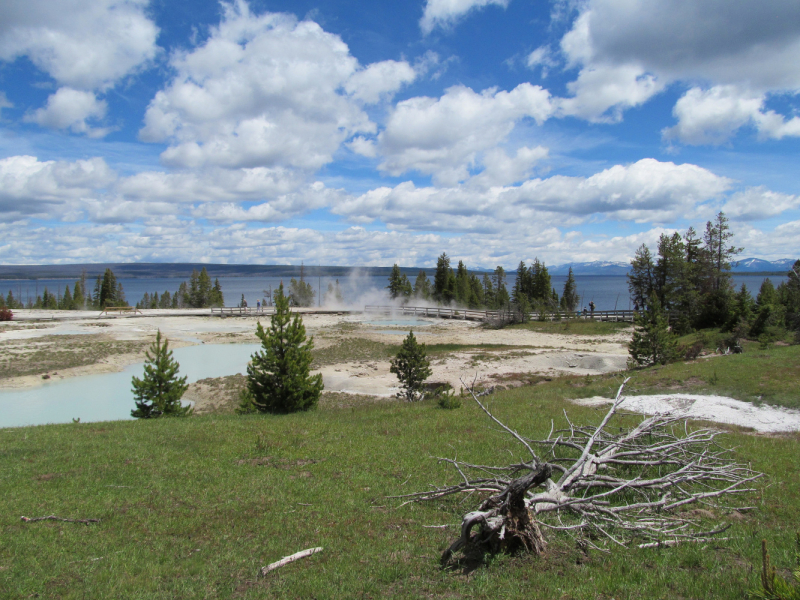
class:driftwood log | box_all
[260,547,323,575]
[20,515,100,524]
[396,378,762,564]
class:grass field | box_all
[2,342,799,599]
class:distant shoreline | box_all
[0,262,793,281]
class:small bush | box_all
[437,391,462,410]
[235,388,257,415]
[0,307,12,321]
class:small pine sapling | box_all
[390,330,432,401]
[247,284,323,413]
[628,295,678,367]
[131,330,190,418]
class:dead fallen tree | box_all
[395,377,762,564]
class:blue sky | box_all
[0,0,798,268]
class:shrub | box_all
[437,391,462,410]
[0,307,12,321]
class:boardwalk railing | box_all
[210,306,275,317]
[364,305,639,323]
[98,306,143,317]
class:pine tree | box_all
[628,296,678,368]
[390,330,432,402]
[434,253,451,303]
[210,278,224,307]
[131,330,190,418]
[493,266,509,309]
[561,267,579,312]
[413,270,432,300]
[387,263,404,299]
[482,273,495,308]
[61,285,73,310]
[92,275,102,308]
[628,244,656,309]
[246,284,323,413]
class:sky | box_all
[0,0,799,269]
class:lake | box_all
[0,273,788,311]
[0,344,261,428]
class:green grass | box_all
[2,360,799,599]
[625,342,800,409]
[311,338,397,367]
[502,319,632,336]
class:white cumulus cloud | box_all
[139,1,377,172]
[0,155,116,220]
[378,83,553,185]
[420,0,509,35]
[25,88,110,137]
[555,0,800,137]
[0,0,158,90]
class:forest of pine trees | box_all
[386,252,567,314]
[627,212,800,342]
[0,266,226,311]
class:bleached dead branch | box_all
[395,377,762,563]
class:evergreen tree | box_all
[628,244,656,309]
[482,273,495,308]
[468,273,484,308]
[390,330,432,402]
[413,270,432,300]
[160,290,172,309]
[655,232,686,310]
[455,260,471,305]
[561,267,579,312]
[493,266,510,308]
[176,281,188,308]
[99,268,119,308]
[210,278,224,307]
[93,275,102,308]
[703,211,742,292]
[727,283,755,331]
[131,330,190,418]
[188,269,200,307]
[750,278,786,338]
[512,261,529,306]
[399,273,413,300]
[783,260,800,336]
[197,267,212,307]
[387,263,404,299]
[433,253,451,302]
[288,263,315,307]
[246,284,323,413]
[628,296,678,368]
[60,285,73,310]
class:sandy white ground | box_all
[574,394,800,433]
[1,310,631,392]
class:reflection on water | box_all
[0,343,261,428]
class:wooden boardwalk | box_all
[364,304,638,323]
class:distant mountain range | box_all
[0,258,795,280]
[549,258,796,276]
